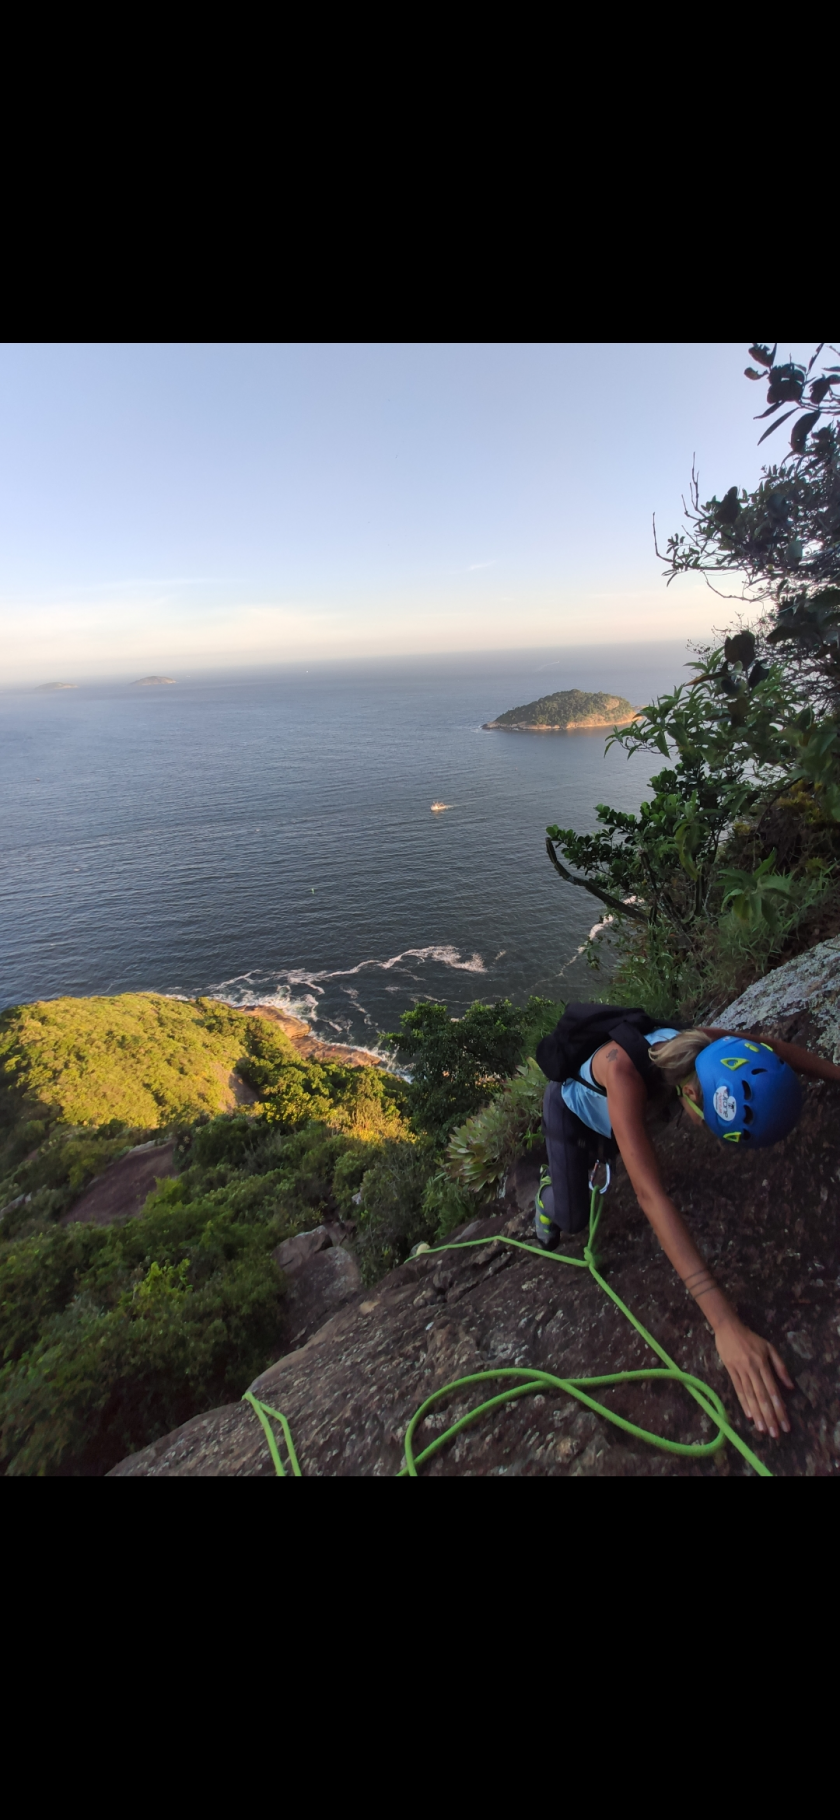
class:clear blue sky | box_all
[0,341,815,683]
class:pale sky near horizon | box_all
[0,341,816,684]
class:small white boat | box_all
[430,801,452,812]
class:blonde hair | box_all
[649,1029,711,1098]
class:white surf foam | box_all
[209,944,487,1010]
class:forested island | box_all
[483,688,640,731]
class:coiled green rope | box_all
[244,1182,771,1479]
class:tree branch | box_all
[544,840,649,922]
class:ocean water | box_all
[0,644,691,1050]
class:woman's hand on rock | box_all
[714,1318,794,1440]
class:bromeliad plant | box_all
[446,1058,545,1197]
[718,855,796,934]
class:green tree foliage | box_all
[545,344,840,1015]
[351,999,563,1277]
[0,1114,386,1475]
[0,990,420,1473]
[354,1139,443,1284]
[383,996,560,1140]
[0,1179,285,1475]
[241,1018,408,1140]
[657,342,840,706]
[546,644,805,943]
[0,1001,410,1228]
[0,975,563,1469]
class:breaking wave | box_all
[210,944,486,1009]
[202,945,490,1048]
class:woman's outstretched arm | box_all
[603,1047,793,1440]
[703,1028,840,1083]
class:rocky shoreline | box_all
[224,1001,386,1071]
[482,714,642,732]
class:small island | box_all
[133,675,177,686]
[36,682,77,691]
[483,688,641,732]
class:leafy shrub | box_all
[0,1183,286,1476]
[240,1019,408,1140]
[446,1059,545,1196]
[422,1171,475,1241]
[189,1115,262,1171]
[383,996,559,1140]
[0,1104,394,1474]
[354,1140,442,1284]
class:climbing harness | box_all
[243,1166,772,1479]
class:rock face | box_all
[718,934,840,1061]
[109,940,840,1478]
[110,1130,840,1479]
[61,1140,177,1227]
[273,1224,362,1351]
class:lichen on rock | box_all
[719,934,840,1063]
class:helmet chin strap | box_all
[677,1083,705,1123]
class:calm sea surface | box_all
[0,645,690,1050]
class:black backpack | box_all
[536,1003,665,1095]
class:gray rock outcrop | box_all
[61,1140,176,1227]
[719,934,840,1061]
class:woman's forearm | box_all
[635,1187,736,1333]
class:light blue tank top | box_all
[560,1027,678,1138]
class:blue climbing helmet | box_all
[693,1036,802,1148]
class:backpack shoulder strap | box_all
[535,1002,658,1084]
[607,1019,659,1090]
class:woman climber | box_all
[533,1005,839,1446]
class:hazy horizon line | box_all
[0,633,708,695]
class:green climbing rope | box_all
[243,1181,772,1479]
[241,1391,302,1477]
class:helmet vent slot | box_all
[751,1067,767,1075]
[742,1106,754,1123]
[742,1081,753,1099]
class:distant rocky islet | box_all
[483,687,641,732]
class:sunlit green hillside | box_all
[0,994,254,1131]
